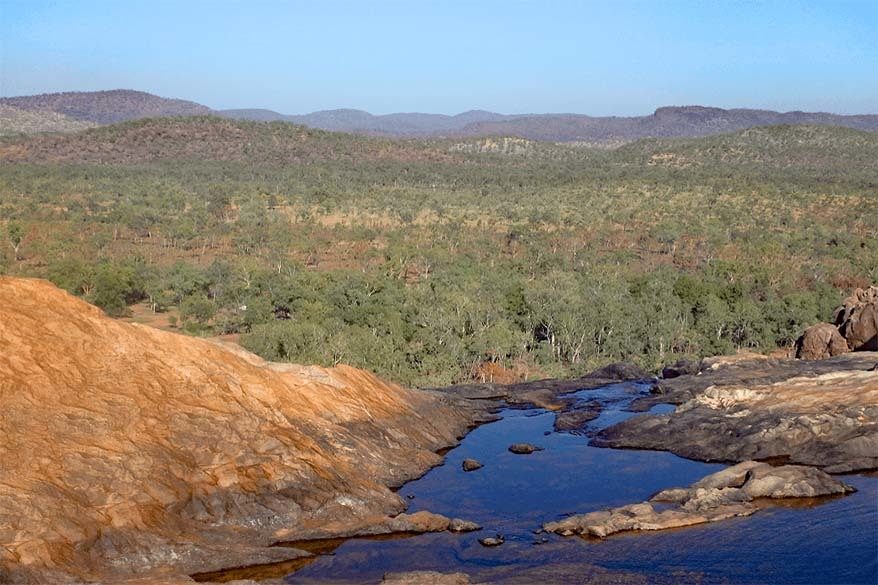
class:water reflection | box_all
[285,382,877,584]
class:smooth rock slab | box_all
[596,355,878,473]
[544,461,853,539]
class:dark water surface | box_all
[287,382,878,584]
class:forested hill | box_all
[0,90,211,125]
[614,125,878,175]
[2,90,876,143]
[0,116,456,165]
[1,117,875,387]
[2,116,877,177]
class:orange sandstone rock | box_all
[0,278,478,583]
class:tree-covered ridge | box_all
[1,119,875,386]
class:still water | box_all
[287,382,878,584]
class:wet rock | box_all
[382,571,471,585]
[834,285,878,352]
[795,322,850,360]
[596,352,878,472]
[661,358,700,379]
[462,458,483,472]
[435,361,648,411]
[448,518,482,533]
[508,443,544,454]
[478,535,505,547]
[384,511,452,533]
[553,404,601,431]
[545,462,853,539]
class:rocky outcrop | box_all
[544,461,853,538]
[462,459,483,472]
[553,405,601,431]
[597,352,878,472]
[0,278,484,584]
[660,358,700,379]
[834,286,878,351]
[795,322,850,359]
[478,535,505,547]
[447,519,481,533]
[436,361,648,409]
[508,443,543,454]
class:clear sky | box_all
[1,0,876,115]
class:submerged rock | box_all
[544,461,853,538]
[382,571,471,584]
[508,443,544,454]
[462,458,483,472]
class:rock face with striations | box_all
[0,278,481,584]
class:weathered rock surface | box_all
[660,358,700,379]
[447,518,482,533]
[553,402,601,432]
[508,443,543,454]
[544,461,853,538]
[0,278,484,583]
[795,322,850,360]
[462,458,483,472]
[596,353,878,472]
[435,361,649,410]
[834,285,878,351]
[382,571,472,585]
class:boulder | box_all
[661,358,700,379]
[508,443,543,454]
[834,286,878,352]
[583,362,648,381]
[478,535,505,547]
[462,459,483,472]
[795,322,850,360]
[553,405,601,431]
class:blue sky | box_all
[1,0,876,115]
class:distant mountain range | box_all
[1,89,876,143]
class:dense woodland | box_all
[1,118,876,386]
